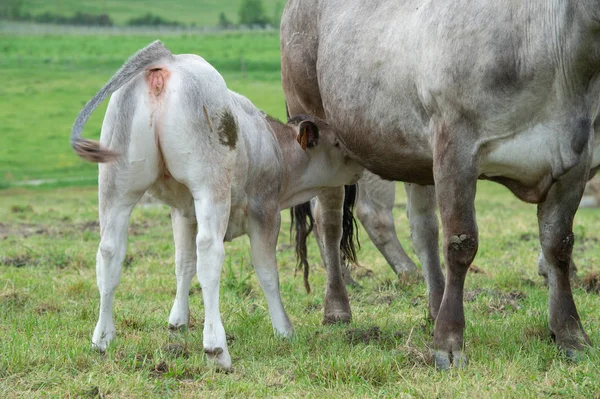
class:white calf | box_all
[70,41,363,369]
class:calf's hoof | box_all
[92,327,116,352]
[204,346,232,371]
[434,349,468,370]
[168,323,188,332]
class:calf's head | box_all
[290,115,364,186]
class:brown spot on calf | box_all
[217,109,238,149]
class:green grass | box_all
[0,33,284,186]
[1,182,599,397]
[16,0,285,27]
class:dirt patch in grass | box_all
[519,232,536,242]
[163,343,189,358]
[346,326,381,345]
[0,222,50,239]
[0,254,38,267]
[10,204,33,214]
[304,302,322,314]
[121,318,146,331]
[469,264,486,274]
[464,288,527,313]
[580,271,600,294]
[34,302,61,314]
[0,289,28,307]
[151,360,169,377]
[80,386,106,398]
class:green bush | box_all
[239,0,270,27]
[126,13,183,27]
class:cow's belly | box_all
[477,126,576,203]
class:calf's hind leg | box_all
[247,203,294,337]
[190,187,232,370]
[92,186,145,352]
[168,207,197,330]
[538,160,591,358]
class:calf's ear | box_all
[296,120,319,150]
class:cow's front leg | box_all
[432,122,478,370]
[405,183,444,319]
[248,203,294,337]
[538,160,591,358]
[168,207,197,330]
[356,174,417,277]
[192,188,231,370]
[92,193,141,352]
[313,186,352,324]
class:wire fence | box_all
[0,21,277,36]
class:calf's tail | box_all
[290,184,360,294]
[70,40,173,163]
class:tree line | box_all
[0,0,284,28]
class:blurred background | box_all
[0,0,287,189]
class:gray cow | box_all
[70,41,363,369]
[281,0,600,369]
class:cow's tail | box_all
[70,40,173,163]
[290,184,360,294]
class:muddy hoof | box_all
[564,347,587,363]
[434,350,468,370]
[323,313,352,325]
[168,323,188,332]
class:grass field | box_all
[15,0,284,27]
[1,182,599,397]
[1,31,600,398]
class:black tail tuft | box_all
[290,201,314,294]
[341,184,360,264]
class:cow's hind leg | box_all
[355,174,418,276]
[405,183,444,319]
[168,207,197,330]
[248,203,294,337]
[432,121,478,370]
[538,161,591,358]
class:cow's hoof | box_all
[204,346,232,371]
[323,312,352,325]
[434,350,468,370]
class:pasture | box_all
[1,32,600,397]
